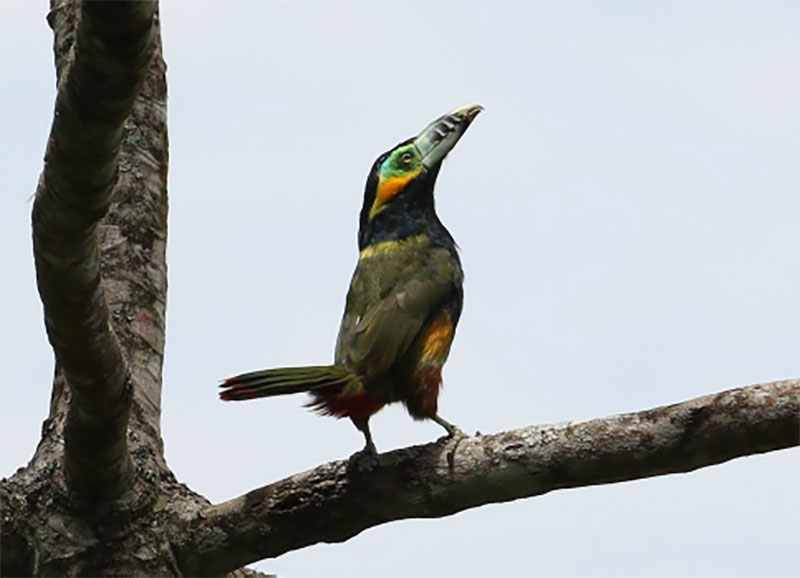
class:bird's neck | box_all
[358,206,456,256]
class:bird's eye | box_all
[400,152,414,165]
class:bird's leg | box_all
[347,416,380,473]
[432,414,466,439]
[432,414,467,469]
[350,416,377,455]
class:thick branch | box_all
[31,0,157,501]
[177,378,799,576]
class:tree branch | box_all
[31,0,157,501]
[175,378,799,576]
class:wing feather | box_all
[336,246,460,378]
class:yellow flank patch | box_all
[359,233,427,261]
[421,316,455,364]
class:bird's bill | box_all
[414,104,483,170]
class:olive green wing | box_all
[336,248,461,378]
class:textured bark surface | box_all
[174,379,800,576]
[0,1,798,577]
[32,0,157,504]
[1,1,193,576]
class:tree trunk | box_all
[3,1,187,575]
[1,2,798,576]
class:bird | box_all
[219,104,483,454]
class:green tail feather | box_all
[219,364,358,401]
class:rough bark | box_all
[0,1,188,575]
[173,378,800,576]
[32,0,158,504]
[1,1,798,577]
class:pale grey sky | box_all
[2,2,799,577]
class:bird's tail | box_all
[219,364,359,401]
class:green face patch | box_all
[379,144,423,181]
[370,144,424,219]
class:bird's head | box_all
[360,104,483,235]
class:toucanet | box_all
[220,104,483,453]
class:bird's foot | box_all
[347,441,379,474]
[432,414,468,468]
[432,414,467,441]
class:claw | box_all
[347,443,379,473]
[431,414,468,468]
[432,414,466,439]
[362,438,377,455]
